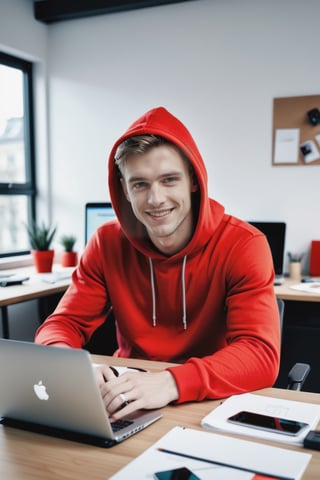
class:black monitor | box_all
[85,202,116,244]
[248,222,286,276]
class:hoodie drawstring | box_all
[181,255,187,330]
[148,256,188,330]
[148,257,157,327]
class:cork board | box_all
[272,95,320,166]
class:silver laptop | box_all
[0,339,162,447]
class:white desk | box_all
[275,278,320,303]
[0,266,73,338]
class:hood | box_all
[108,106,224,259]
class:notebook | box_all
[0,339,162,447]
[249,221,286,285]
[85,202,116,244]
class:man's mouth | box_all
[147,208,173,218]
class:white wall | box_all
[46,0,320,274]
[1,0,320,275]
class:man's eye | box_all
[164,176,178,184]
[133,182,146,190]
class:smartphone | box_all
[154,466,201,480]
[227,410,309,436]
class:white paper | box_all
[91,364,147,375]
[274,128,300,164]
[290,282,320,294]
[37,271,73,284]
[109,426,311,480]
[201,393,320,445]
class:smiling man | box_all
[35,107,280,420]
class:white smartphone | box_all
[227,410,309,436]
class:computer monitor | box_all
[248,222,286,276]
[85,202,116,244]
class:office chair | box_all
[84,310,118,355]
[277,298,311,391]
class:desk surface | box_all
[0,266,73,307]
[0,355,319,480]
[275,278,320,302]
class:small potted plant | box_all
[26,221,57,273]
[60,234,78,267]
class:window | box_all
[0,52,36,258]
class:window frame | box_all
[0,51,36,258]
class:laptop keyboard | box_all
[111,419,134,432]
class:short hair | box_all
[114,134,194,176]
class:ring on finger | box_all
[119,393,130,406]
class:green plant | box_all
[287,251,304,263]
[26,222,57,251]
[60,234,76,252]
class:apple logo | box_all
[33,380,49,401]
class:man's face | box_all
[120,145,198,255]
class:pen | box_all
[157,448,292,480]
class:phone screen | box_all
[227,410,309,436]
[154,467,201,480]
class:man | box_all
[35,107,280,421]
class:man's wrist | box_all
[162,370,179,403]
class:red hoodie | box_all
[35,107,280,403]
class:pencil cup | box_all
[289,261,301,281]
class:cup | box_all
[289,261,301,281]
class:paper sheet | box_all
[290,282,320,294]
[37,271,73,284]
[201,393,320,445]
[109,426,311,480]
[274,128,299,164]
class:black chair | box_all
[84,311,118,355]
[277,298,311,391]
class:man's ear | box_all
[120,178,131,202]
[190,173,199,193]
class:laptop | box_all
[0,339,162,447]
[85,202,116,244]
[248,222,286,286]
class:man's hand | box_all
[93,363,118,388]
[98,368,179,420]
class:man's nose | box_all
[147,183,165,205]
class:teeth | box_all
[149,210,171,217]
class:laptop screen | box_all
[85,202,116,244]
[248,222,286,276]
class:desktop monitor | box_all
[248,221,286,276]
[85,202,116,244]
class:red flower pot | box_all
[61,251,78,267]
[32,250,55,273]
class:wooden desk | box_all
[0,266,72,338]
[275,278,320,302]
[0,355,319,479]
